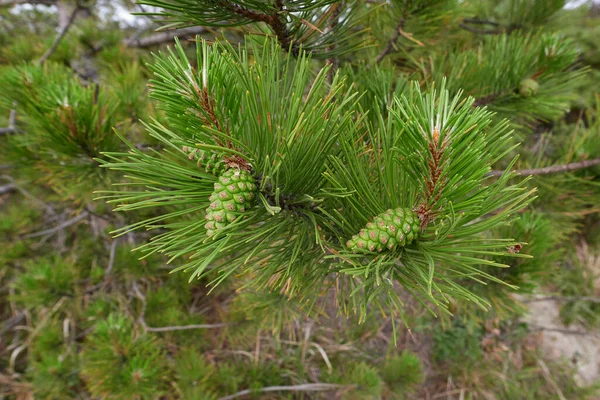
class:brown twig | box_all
[415,127,449,229]
[218,383,348,400]
[38,4,79,65]
[473,90,506,107]
[488,157,600,177]
[226,1,296,55]
[376,17,405,63]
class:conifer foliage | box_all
[100,38,534,316]
[1,0,599,398]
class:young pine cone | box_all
[182,146,227,176]
[346,208,420,253]
[204,169,257,237]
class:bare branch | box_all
[38,3,79,65]
[1,175,55,215]
[459,23,504,35]
[521,295,600,304]
[124,26,207,48]
[218,383,348,400]
[131,281,233,332]
[529,324,599,338]
[489,157,600,177]
[462,18,500,26]
[473,91,506,107]
[21,211,89,239]
[0,109,17,135]
[104,239,118,276]
[376,18,405,63]
[145,322,232,332]
[0,0,55,6]
[0,184,17,194]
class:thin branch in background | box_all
[131,281,233,332]
[124,26,207,48]
[460,18,520,35]
[473,90,506,107]
[489,157,600,177]
[522,295,600,304]
[376,17,405,63]
[538,359,567,400]
[38,4,79,65]
[21,210,89,239]
[0,109,17,135]
[0,0,55,6]
[0,175,55,215]
[459,23,503,34]
[0,184,16,194]
[145,322,232,332]
[84,239,119,294]
[529,324,599,338]
[460,18,503,35]
[462,18,500,26]
[218,383,349,400]
[104,239,117,276]
[325,2,341,82]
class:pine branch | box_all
[38,3,79,65]
[489,158,600,177]
[227,0,295,55]
[376,17,405,63]
[124,26,208,48]
[218,383,348,400]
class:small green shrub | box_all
[80,313,171,399]
[380,352,424,396]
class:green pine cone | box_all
[182,146,227,176]
[204,169,257,237]
[346,208,421,253]
[519,78,539,97]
